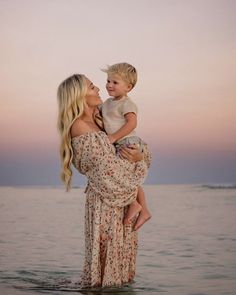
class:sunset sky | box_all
[0,0,236,186]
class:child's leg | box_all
[118,137,147,225]
[123,199,142,225]
[133,186,151,230]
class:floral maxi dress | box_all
[71,131,151,288]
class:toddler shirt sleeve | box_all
[120,98,138,116]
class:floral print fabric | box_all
[71,131,151,287]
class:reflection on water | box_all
[0,185,236,294]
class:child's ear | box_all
[127,83,133,92]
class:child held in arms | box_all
[101,62,151,230]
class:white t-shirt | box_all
[101,96,138,140]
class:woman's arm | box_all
[72,132,151,207]
[119,145,143,162]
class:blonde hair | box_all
[102,62,137,88]
[57,74,87,191]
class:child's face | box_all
[106,74,132,99]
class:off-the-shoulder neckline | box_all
[71,130,106,141]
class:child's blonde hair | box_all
[102,62,137,88]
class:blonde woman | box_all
[57,74,151,288]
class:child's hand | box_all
[108,134,116,144]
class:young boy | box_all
[101,62,151,231]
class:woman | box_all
[57,74,151,288]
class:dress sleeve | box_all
[72,134,94,175]
[72,132,151,207]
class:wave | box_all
[201,183,236,189]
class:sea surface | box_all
[0,185,235,295]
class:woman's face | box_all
[85,78,102,107]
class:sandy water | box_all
[0,185,235,295]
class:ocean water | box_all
[0,185,235,295]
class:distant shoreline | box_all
[0,183,236,190]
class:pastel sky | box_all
[0,0,236,186]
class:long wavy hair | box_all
[57,74,88,191]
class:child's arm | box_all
[108,112,137,144]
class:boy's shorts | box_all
[114,136,144,153]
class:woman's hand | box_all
[119,145,143,163]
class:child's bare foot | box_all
[123,201,142,225]
[133,210,151,231]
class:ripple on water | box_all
[203,273,232,280]
[157,250,174,256]
[1,270,163,295]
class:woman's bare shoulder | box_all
[71,118,90,138]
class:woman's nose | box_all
[96,86,100,92]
